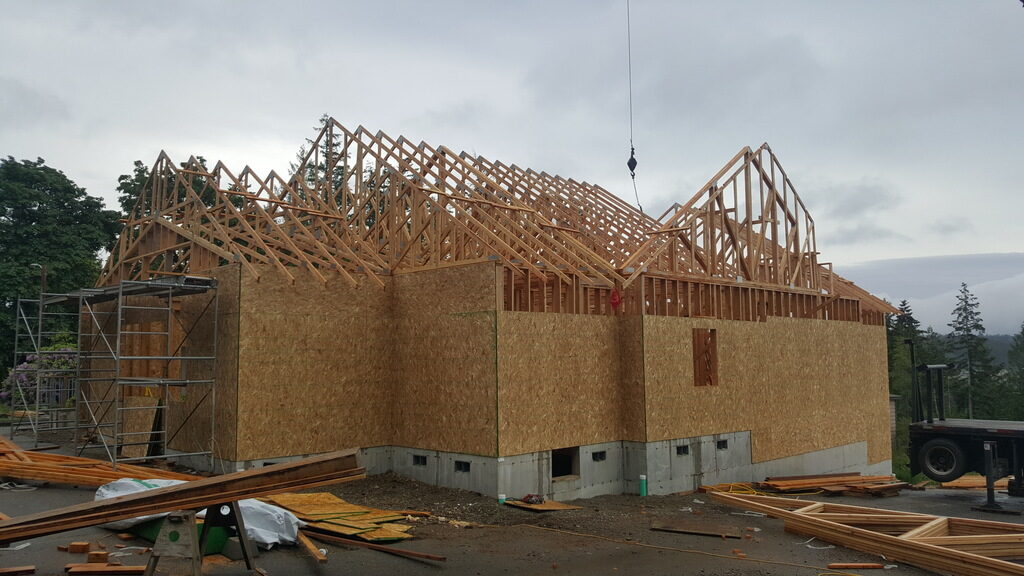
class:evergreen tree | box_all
[1006,322,1024,420]
[887,300,921,419]
[947,283,1001,419]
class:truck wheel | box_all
[919,438,967,483]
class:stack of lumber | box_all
[263,492,419,543]
[711,492,1024,576]
[939,473,1011,490]
[0,437,198,487]
[757,473,908,497]
[0,449,364,544]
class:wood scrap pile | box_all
[756,472,908,497]
[0,436,198,487]
[0,449,364,544]
[262,492,422,543]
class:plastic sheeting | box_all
[94,478,303,548]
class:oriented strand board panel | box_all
[167,263,238,461]
[234,264,391,461]
[390,262,500,457]
[642,315,891,464]
[618,315,647,443]
[497,311,627,457]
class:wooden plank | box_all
[0,567,35,576]
[503,500,582,512]
[650,518,741,539]
[296,531,328,564]
[302,530,445,562]
[66,567,145,575]
[0,450,363,544]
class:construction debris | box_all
[503,499,582,512]
[0,437,198,487]
[711,492,1024,576]
[0,449,364,545]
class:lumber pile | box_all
[262,492,419,543]
[0,449,364,544]
[711,492,1024,576]
[0,437,198,487]
[757,473,908,497]
[939,473,1011,490]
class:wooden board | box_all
[0,450,363,544]
[504,500,582,512]
[650,518,741,539]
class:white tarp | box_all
[94,478,303,548]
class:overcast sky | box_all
[2,1,1022,331]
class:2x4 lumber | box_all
[897,516,950,537]
[302,529,445,562]
[0,567,34,576]
[296,531,328,563]
[0,450,362,544]
[66,567,144,575]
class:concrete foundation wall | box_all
[349,436,891,499]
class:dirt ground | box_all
[3,436,1021,576]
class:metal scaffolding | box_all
[8,276,218,467]
[9,296,81,444]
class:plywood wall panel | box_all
[390,263,500,457]
[643,316,891,465]
[497,312,626,456]
[234,265,391,461]
[167,263,239,461]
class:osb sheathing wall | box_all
[497,313,643,456]
[232,261,500,461]
[390,263,500,457]
[233,264,391,462]
[167,263,239,461]
[642,315,891,464]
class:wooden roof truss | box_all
[99,118,894,316]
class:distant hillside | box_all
[987,334,1013,366]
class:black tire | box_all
[919,438,967,483]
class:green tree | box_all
[1009,322,1024,384]
[947,283,1002,419]
[887,300,921,419]
[116,160,149,215]
[289,114,390,228]
[0,157,119,373]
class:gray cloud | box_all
[828,223,910,246]
[0,77,69,128]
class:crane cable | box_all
[626,0,643,215]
